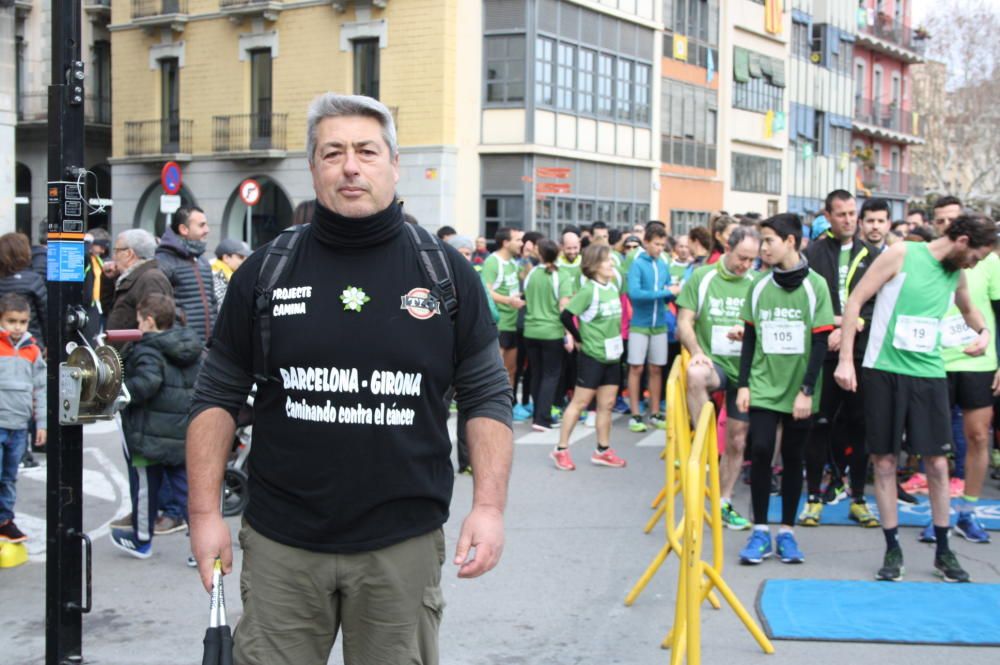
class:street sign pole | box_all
[45,2,88,664]
[246,205,251,245]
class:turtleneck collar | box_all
[311,198,404,249]
[772,255,809,291]
[716,256,743,281]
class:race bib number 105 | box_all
[760,321,805,355]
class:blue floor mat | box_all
[757,579,1000,645]
[765,495,1000,529]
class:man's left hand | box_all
[963,329,990,357]
[454,505,505,579]
[35,428,46,447]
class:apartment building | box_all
[786,0,856,216]
[8,0,112,236]
[719,0,790,218]
[851,0,925,219]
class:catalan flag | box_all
[765,0,783,35]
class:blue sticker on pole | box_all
[47,241,86,283]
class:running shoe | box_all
[110,527,152,560]
[612,396,630,414]
[720,502,751,530]
[775,532,805,563]
[955,511,991,543]
[649,413,667,430]
[739,530,773,565]
[934,551,971,583]
[798,502,823,527]
[550,448,575,471]
[591,447,626,468]
[154,515,187,536]
[524,403,535,417]
[876,548,904,582]
[550,406,563,421]
[900,472,928,494]
[822,481,848,505]
[531,422,553,433]
[110,513,133,530]
[918,523,938,543]
[848,502,880,528]
[512,404,532,422]
[948,477,965,498]
[629,415,648,433]
[583,411,597,427]
[896,483,919,505]
[457,466,473,476]
[0,520,28,543]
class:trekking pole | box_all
[201,559,233,665]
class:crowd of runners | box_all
[475,191,1000,583]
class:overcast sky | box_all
[911,0,930,25]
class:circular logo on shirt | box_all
[400,288,441,320]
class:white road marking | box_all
[635,430,667,447]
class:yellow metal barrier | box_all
[665,403,774,663]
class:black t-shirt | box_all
[212,228,497,552]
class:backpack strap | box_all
[402,223,459,324]
[252,224,310,382]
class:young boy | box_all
[0,293,46,543]
[735,214,834,565]
[111,293,203,558]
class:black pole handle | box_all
[63,529,92,614]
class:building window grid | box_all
[733,76,784,114]
[535,37,555,106]
[670,209,711,236]
[732,152,782,194]
[663,0,720,70]
[793,20,811,60]
[485,35,526,104]
[662,80,718,170]
[555,42,576,110]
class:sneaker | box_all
[739,530,773,564]
[154,515,187,536]
[591,447,626,468]
[524,403,534,417]
[822,481,848,505]
[955,511,991,543]
[19,452,39,469]
[848,502,880,528]
[110,527,152,559]
[612,396,630,414]
[110,513,133,530]
[798,502,823,526]
[934,550,971,583]
[531,422,552,433]
[649,413,667,430]
[583,411,597,427]
[721,502,751,531]
[896,483,919,505]
[186,555,198,568]
[775,532,805,563]
[457,466,473,476]
[901,472,928,494]
[550,448,576,471]
[948,477,965,498]
[550,406,563,422]
[918,523,938,543]
[629,415,648,433]
[512,404,532,422]
[876,547,904,581]
[0,520,28,543]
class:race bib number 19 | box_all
[760,321,805,355]
[893,315,938,353]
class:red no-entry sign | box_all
[239,179,261,207]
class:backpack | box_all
[251,223,459,383]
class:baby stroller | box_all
[222,389,254,517]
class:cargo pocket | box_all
[418,585,445,664]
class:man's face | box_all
[632,224,645,235]
[475,237,487,251]
[521,239,537,260]
[725,237,759,276]
[861,210,890,246]
[933,204,962,236]
[759,226,792,267]
[943,239,994,272]
[457,246,473,261]
[646,236,667,260]
[181,210,210,242]
[906,212,925,228]
[562,232,580,261]
[592,228,610,245]
[825,197,857,241]
[0,310,30,342]
[505,230,524,256]
[113,234,138,269]
[674,237,691,261]
[309,115,399,217]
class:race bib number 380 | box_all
[893,315,938,353]
[760,321,805,355]
[939,314,977,349]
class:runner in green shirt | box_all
[677,226,759,530]
[669,234,692,285]
[836,210,996,583]
[481,227,524,387]
[556,229,584,307]
[735,214,834,566]
[550,244,626,472]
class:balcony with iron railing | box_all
[124,118,193,159]
[857,13,927,62]
[131,0,189,29]
[212,113,288,156]
[219,0,283,20]
[860,167,924,198]
[853,97,922,142]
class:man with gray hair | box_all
[187,93,513,665]
[676,225,761,530]
[105,229,173,335]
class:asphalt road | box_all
[3,415,999,665]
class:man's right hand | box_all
[508,295,525,310]
[190,512,233,593]
[834,359,857,392]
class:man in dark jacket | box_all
[801,190,879,527]
[106,229,173,336]
[155,206,218,345]
[111,293,203,558]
